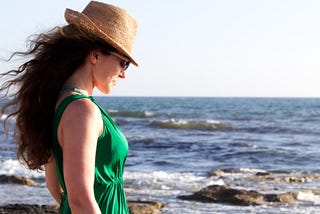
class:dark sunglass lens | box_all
[120,61,130,70]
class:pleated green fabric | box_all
[52,94,129,214]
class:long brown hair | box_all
[0,24,116,170]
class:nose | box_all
[119,70,126,79]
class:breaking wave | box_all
[107,110,156,118]
[108,110,156,118]
[150,119,233,131]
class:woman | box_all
[0,1,138,213]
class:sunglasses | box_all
[109,52,130,71]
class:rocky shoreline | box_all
[0,201,165,214]
[178,185,299,206]
[178,168,320,206]
[0,175,165,214]
[2,169,320,213]
[0,204,59,214]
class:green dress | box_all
[52,94,129,214]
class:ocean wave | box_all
[0,159,44,179]
[107,110,156,118]
[297,191,320,205]
[150,119,232,131]
[124,171,224,192]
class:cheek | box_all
[96,70,118,86]
[94,61,120,83]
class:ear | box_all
[89,50,100,64]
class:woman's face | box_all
[92,51,129,94]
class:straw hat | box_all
[65,1,138,66]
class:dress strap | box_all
[54,94,94,126]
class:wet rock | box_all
[264,192,298,204]
[284,177,306,183]
[0,175,35,186]
[311,189,320,195]
[209,169,239,177]
[0,200,165,214]
[128,199,165,214]
[0,204,59,214]
[250,175,320,183]
[178,185,298,206]
[255,172,272,176]
[178,185,264,206]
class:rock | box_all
[0,200,165,214]
[255,172,272,176]
[264,192,298,204]
[178,185,298,206]
[284,177,306,183]
[250,174,320,183]
[0,204,59,214]
[178,185,264,206]
[311,189,320,195]
[0,175,35,186]
[209,169,239,177]
[128,199,165,214]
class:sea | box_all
[1,96,320,213]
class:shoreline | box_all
[0,174,165,213]
[1,169,320,213]
[0,201,165,214]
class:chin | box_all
[97,87,111,95]
[103,90,111,95]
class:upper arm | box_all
[58,99,103,204]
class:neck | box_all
[63,62,94,96]
[60,85,90,96]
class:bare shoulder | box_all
[64,98,100,117]
[58,97,103,143]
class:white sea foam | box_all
[297,191,320,205]
[0,159,44,178]
[239,168,268,174]
[124,170,224,194]
[150,118,231,131]
[107,109,156,118]
[0,114,7,121]
[0,113,16,121]
[145,111,156,117]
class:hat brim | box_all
[65,8,138,66]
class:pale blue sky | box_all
[1,0,320,97]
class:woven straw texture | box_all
[65,1,138,66]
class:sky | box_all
[0,0,320,97]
